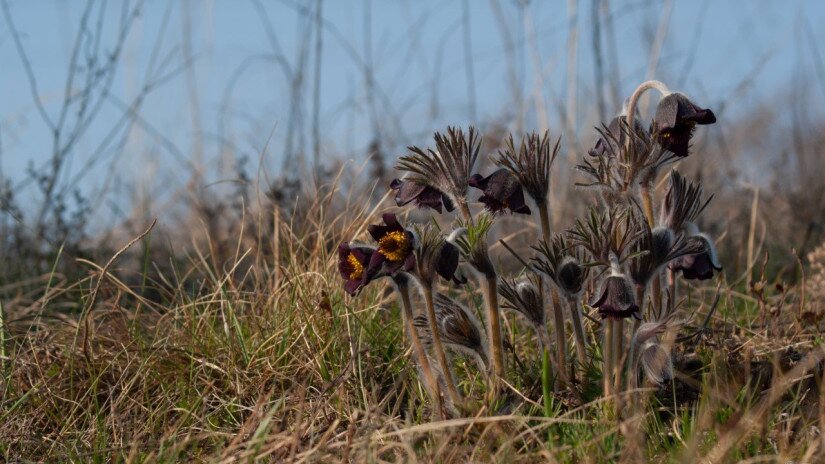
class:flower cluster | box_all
[335,82,720,420]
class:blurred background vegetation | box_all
[2,1,824,287]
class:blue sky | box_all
[1,0,823,214]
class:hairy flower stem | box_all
[394,276,446,419]
[481,275,505,398]
[457,200,474,225]
[421,283,463,407]
[667,269,677,317]
[537,202,569,387]
[625,80,671,134]
[603,319,614,397]
[538,201,552,240]
[642,180,664,318]
[567,296,587,367]
[612,318,625,394]
[550,287,568,388]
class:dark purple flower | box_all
[591,275,640,320]
[389,178,455,213]
[557,257,586,296]
[468,168,531,215]
[434,240,465,284]
[366,213,416,278]
[338,243,374,296]
[654,93,716,157]
[669,234,722,280]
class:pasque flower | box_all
[468,169,531,215]
[532,235,589,297]
[592,259,640,320]
[669,233,722,280]
[338,243,375,295]
[414,225,466,286]
[390,178,455,213]
[495,131,558,206]
[653,93,716,157]
[396,126,480,219]
[366,213,416,278]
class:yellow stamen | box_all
[347,253,364,280]
[378,230,410,262]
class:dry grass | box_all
[1,170,824,463]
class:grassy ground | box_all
[1,179,823,463]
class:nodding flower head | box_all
[414,225,466,286]
[557,256,586,296]
[338,243,376,296]
[366,213,416,278]
[591,264,640,320]
[389,178,455,214]
[629,225,704,287]
[396,126,480,206]
[414,293,488,368]
[669,233,722,280]
[468,168,531,215]
[653,93,716,157]
[499,275,545,329]
[532,235,589,297]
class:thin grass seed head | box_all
[413,293,488,368]
[494,131,559,206]
[389,178,456,213]
[396,126,481,207]
[468,168,531,215]
[498,274,545,329]
[653,92,716,158]
[413,224,466,286]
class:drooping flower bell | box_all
[414,225,466,286]
[366,213,416,278]
[337,243,375,296]
[592,259,640,320]
[396,126,480,215]
[532,235,589,297]
[389,178,455,214]
[628,225,705,288]
[653,93,716,157]
[495,131,558,207]
[669,233,722,280]
[468,168,531,215]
